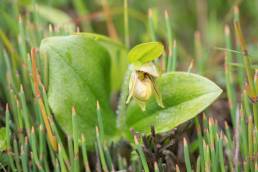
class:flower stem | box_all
[116,66,132,129]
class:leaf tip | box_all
[154,161,158,170]
[72,106,76,116]
[208,117,214,126]
[58,144,62,151]
[96,126,99,135]
[234,6,239,16]
[224,25,230,36]
[81,134,85,143]
[96,100,100,110]
[148,8,153,17]
[183,137,187,145]
[31,126,35,134]
[134,135,139,144]
[5,104,9,112]
[173,39,177,48]
[164,10,169,19]
[39,124,43,131]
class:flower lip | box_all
[133,74,152,101]
[126,62,164,111]
[135,62,159,77]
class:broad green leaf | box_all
[128,42,164,64]
[77,33,128,91]
[125,72,222,137]
[40,35,116,147]
[76,33,125,50]
[27,4,75,32]
[0,128,7,151]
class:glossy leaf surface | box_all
[40,35,116,147]
[125,72,222,136]
[77,33,128,91]
[128,42,164,64]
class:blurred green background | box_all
[1,0,257,77]
[0,0,258,171]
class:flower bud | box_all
[132,72,152,102]
[126,63,164,111]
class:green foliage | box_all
[40,35,116,146]
[40,34,221,148]
[1,0,257,171]
[125,72,222,136]
[128,42,164,65]
[0,128,7,151]
[27,3,75,32]
[78,33,128,91]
